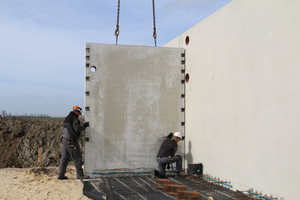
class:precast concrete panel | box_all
[84,43,185,175]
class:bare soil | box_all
[0,116,85,168]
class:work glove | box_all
[167,156,173,163]
[167,132,174,138]
[84,122,89,127]
[167,164,170,170]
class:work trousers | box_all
[58,138,83,177]
[157,155,182,178]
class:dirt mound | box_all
[0,116,85,168]
[26,167,59,176]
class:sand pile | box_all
[0,166,89,199]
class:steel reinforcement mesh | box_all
[82,174,268,200]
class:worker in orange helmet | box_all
[58,105,89,180]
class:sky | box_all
[0,0,232,117]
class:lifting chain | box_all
[152,0,157,47]
[114,0,157,46]
[115,0,120,44]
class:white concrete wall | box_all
[164,0,300,199]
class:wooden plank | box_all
[38,148,42,168]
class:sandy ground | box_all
[0,166,90,200]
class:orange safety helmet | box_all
[72,105,82,114]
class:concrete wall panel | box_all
[84,43,185,174]
[164,0,300,199]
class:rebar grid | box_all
[93,176,173,200]
[85,174,275,200]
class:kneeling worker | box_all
[153,132,183,178]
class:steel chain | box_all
[115,0,120,44]
[115,0,156,46]
[152,0,157,47]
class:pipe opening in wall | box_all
[185,73,190,83]
[91,66,96,73]
[185,36,190,46]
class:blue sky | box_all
[0,0,232,117]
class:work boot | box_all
[151,170,158,179]
[77,175,90,180]
[175,170,183,178]
[57,176,68,180]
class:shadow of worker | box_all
[185,141,193,164]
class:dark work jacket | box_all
[157,138,178,158]
[62,111,86,141]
